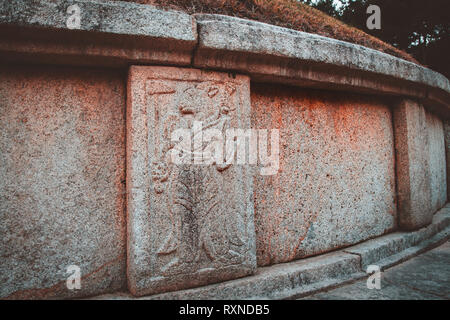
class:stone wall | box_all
[426,111,447,213]
[445,121,450,200]
[0,0,449,299]
[252,84,396,266]
[393,100,448,230]
[0,66,126,299]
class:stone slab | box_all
[445,121,450,200]
[374,228,449,271]
[194,14,449,93]
[344,206,450,269]
[0,0,197,66]
[0,3,448,117]
[0,65,126,299]
[92,251,363,300]
[426,111,447,213]
[90,202,449,300]
[0,0,195,41]
[194,14,450,119]
[306,240,450,300]
[251,84,396,266]
[394,100,433,230]
[127,66,256,296]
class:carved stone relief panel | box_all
[127,66,256,296]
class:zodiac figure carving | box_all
[149,81,245,275]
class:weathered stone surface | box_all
[91,204,449,300]
[251,84,396,266]
[1,3,449,117]
[194,14,449,92]
[92,251,364,300]
[127,66,256,296]
[194,14,450,118]
[393,103,447,230]
[394,100,433,230]
[0,65,126,299]
[426,111,447,213]
[307,240,450,300]
[0,0,197,66]
[344,206,450,269]
[0,0,195,41]
[444,121,450,200]
[151,251,363,300]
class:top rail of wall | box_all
[0,0,449,118]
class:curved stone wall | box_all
[0,0,448,299]
[252,85,396,266]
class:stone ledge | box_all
[344,205,450,269]
[88,204,450,300]
[372,229,449,271]
[194,14,450,118]
[90,251,364,300]
[0,1,449,116]
[194,14,449,94]
[0,0,197,66]
[0,0,196,41]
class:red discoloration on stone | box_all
[0,65,126,299]
[252,84,396,266]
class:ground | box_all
[303,241,450,300]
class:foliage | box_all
[303,0,450,77]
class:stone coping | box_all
[0,0,197,66]
[0,0,449,115]
[90,204,450,300]
[195,14,449,94]
[0,0,196,42]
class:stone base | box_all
[90,204,450,300]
